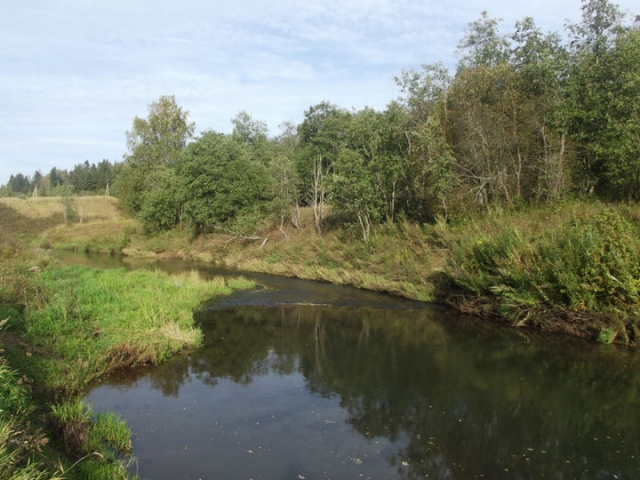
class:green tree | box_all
[565,0,627,195]
[178,131,273,235]
[49,167,60,188]
[231,111,269,146]
[447,63,520,206]
[271,122,302,229]
[598,27,640,201]
[138,166,185,233]
[118,95,194,214]
[297,102,351,233]
[568,0,625,58]
[409,116,458,221]
[510,17,571,201]
[457,11,510,69]
[59,184,77,223]
[330,148,383,241]
[7,173,30,196]
[393,63,460,220]
[394,62,451,125]
[231,111,274,167]
[31,170,42,197]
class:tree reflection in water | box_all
[88,304,640,479]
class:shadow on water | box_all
[62,253,640,479]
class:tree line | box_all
[1,160,119,197]
[4,0,639,240]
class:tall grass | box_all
[0,196,136,255]
[1,327,60,479]
[447,207,640,343]
[220,215,443,301]
[49,398,134,480]
[1,261,253,478]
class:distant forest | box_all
[2,160,119,197]
[3,0,639,240]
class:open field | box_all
[0,195,121,221]
[0,196,137,255]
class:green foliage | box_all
[597,28,640,201]
[2,161,118,198]
[597,328,617,344]
[50,399,133,478]
[66,160,116,195]
[296,102,351,204]
[2,1,639,232]
[138,166,185,234]
[0,326,55,480]
[178,131,273,235]
[448,208,640,339]
[329,149,384,241]
[59,185,78,224]
[231,110,269,146]
[457,11,510,68]
[409,115,458,220]
[0,353,28,422]
[119,95,194,215]
[539,210,640,309]
[394,62,451,124]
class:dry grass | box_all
[0,196,121,221]
[43,219,136,253]
[0,196,136,253]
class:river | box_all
[64,253,640,479]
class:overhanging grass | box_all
[18,265,254,396]
[447,206,640,343]
[1,254,253,478]
[49,398,134,479]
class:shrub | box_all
[447,209,640,341]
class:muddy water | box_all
[73,254,640,479]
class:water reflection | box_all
[87,303,640,479]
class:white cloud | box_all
[1,0,638,183]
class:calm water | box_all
[74,254,640,479]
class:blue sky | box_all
[1,0,637,185]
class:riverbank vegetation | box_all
[0,203,255,477]
[2,0,638,316]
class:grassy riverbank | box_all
[9,196,638,346]
[446,205,640,343]
[0,199,255,478]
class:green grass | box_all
[16,265,253,396]
[49,398,134,479]
[0,263,254,479]
[0,329,59,480]
[0,197,261,478]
